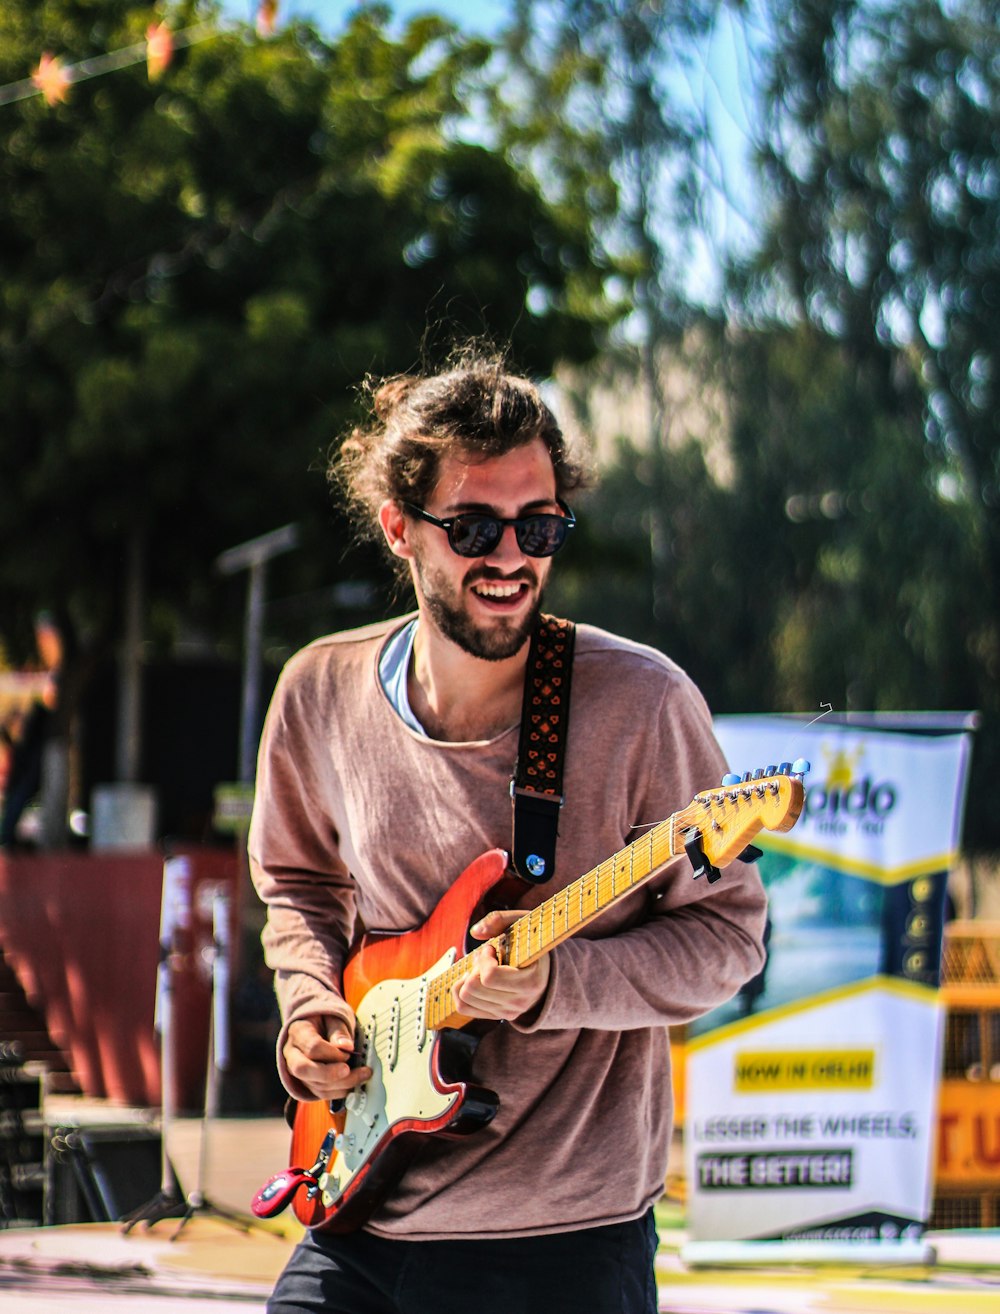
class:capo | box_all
[684,828,722,884]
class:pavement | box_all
[0,1095,998,1312]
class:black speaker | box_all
[45,1124,168,1224]
[0,1055,45,1228]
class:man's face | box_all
[407,437,560,661]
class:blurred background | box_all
[2,0,996,873]
[0,0,997,1190]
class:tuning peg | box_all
[765,764,777,776]
[721,773,741,787]
[778,761,792,775]
[791,758,811,779]
[752,767,765,780]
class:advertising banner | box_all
[685,714,973,1247]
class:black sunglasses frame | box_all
[402,500,576,558]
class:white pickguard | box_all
[317,948,460,1208]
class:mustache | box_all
[465,567,535,588]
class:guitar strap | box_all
[510,614,575,884]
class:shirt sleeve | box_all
[514,670,768,1034]
[247,656,357,1100]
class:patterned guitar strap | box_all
[509,614,576,884]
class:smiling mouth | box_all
[472,580,527,600]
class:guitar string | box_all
[346,784,781,1062]
[349,787,776,1058]
[350,814,679,1054]
[423,784,773,1020]
[349,822,669,1066]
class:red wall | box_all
[0,847,239,1110]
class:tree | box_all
[495,0,733,619]
[718,0,999,847]
[0,0,610,836]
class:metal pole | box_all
[215,524,299,786]
[240,560,265,784]
[117,527,145,783]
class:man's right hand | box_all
[283,1018,372,1102]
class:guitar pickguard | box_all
[316,948,461,1210]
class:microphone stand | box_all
[169,888,264,1239]
[122,854,188,1231]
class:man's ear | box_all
[378,500,414,560]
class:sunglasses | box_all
[402,500,576,558]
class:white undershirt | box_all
[378,618,427,736]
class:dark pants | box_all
[267,1209,659,1314]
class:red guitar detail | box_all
[251,765,806,1233]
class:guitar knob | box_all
[721,773,741,787]
[345,1087,367,1114]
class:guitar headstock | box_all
[688,761,809,871]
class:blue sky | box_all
[221,1,508,34]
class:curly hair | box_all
[329,349,588,544]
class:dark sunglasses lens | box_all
[449,514,502,557]
[515,516,568,556]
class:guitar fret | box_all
[423,775,801,1032]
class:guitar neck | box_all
[424,813,680,1031]
[421,765,807,1032]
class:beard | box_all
[414,559,543,661]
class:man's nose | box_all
[483,522,526,564]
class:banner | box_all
[684,714,974,1248]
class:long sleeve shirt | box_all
[248,615,767,1239]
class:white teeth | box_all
[474,582,522,598]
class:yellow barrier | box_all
[933,921,1000,1228]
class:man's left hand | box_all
[453,908,551,1022]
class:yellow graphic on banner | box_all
[734,1049,876,1092]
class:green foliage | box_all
[724,0,1000,848]
[0,0,609,667]
[496,0,724,338]
[741,0,999,648]
[553,0,996,848]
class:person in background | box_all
[0,613,63,850]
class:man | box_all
[248,353,767,1313]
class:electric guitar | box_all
[251,761,808,1233]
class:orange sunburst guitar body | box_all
[251,763,808,1234]
[284,848,508,1232]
